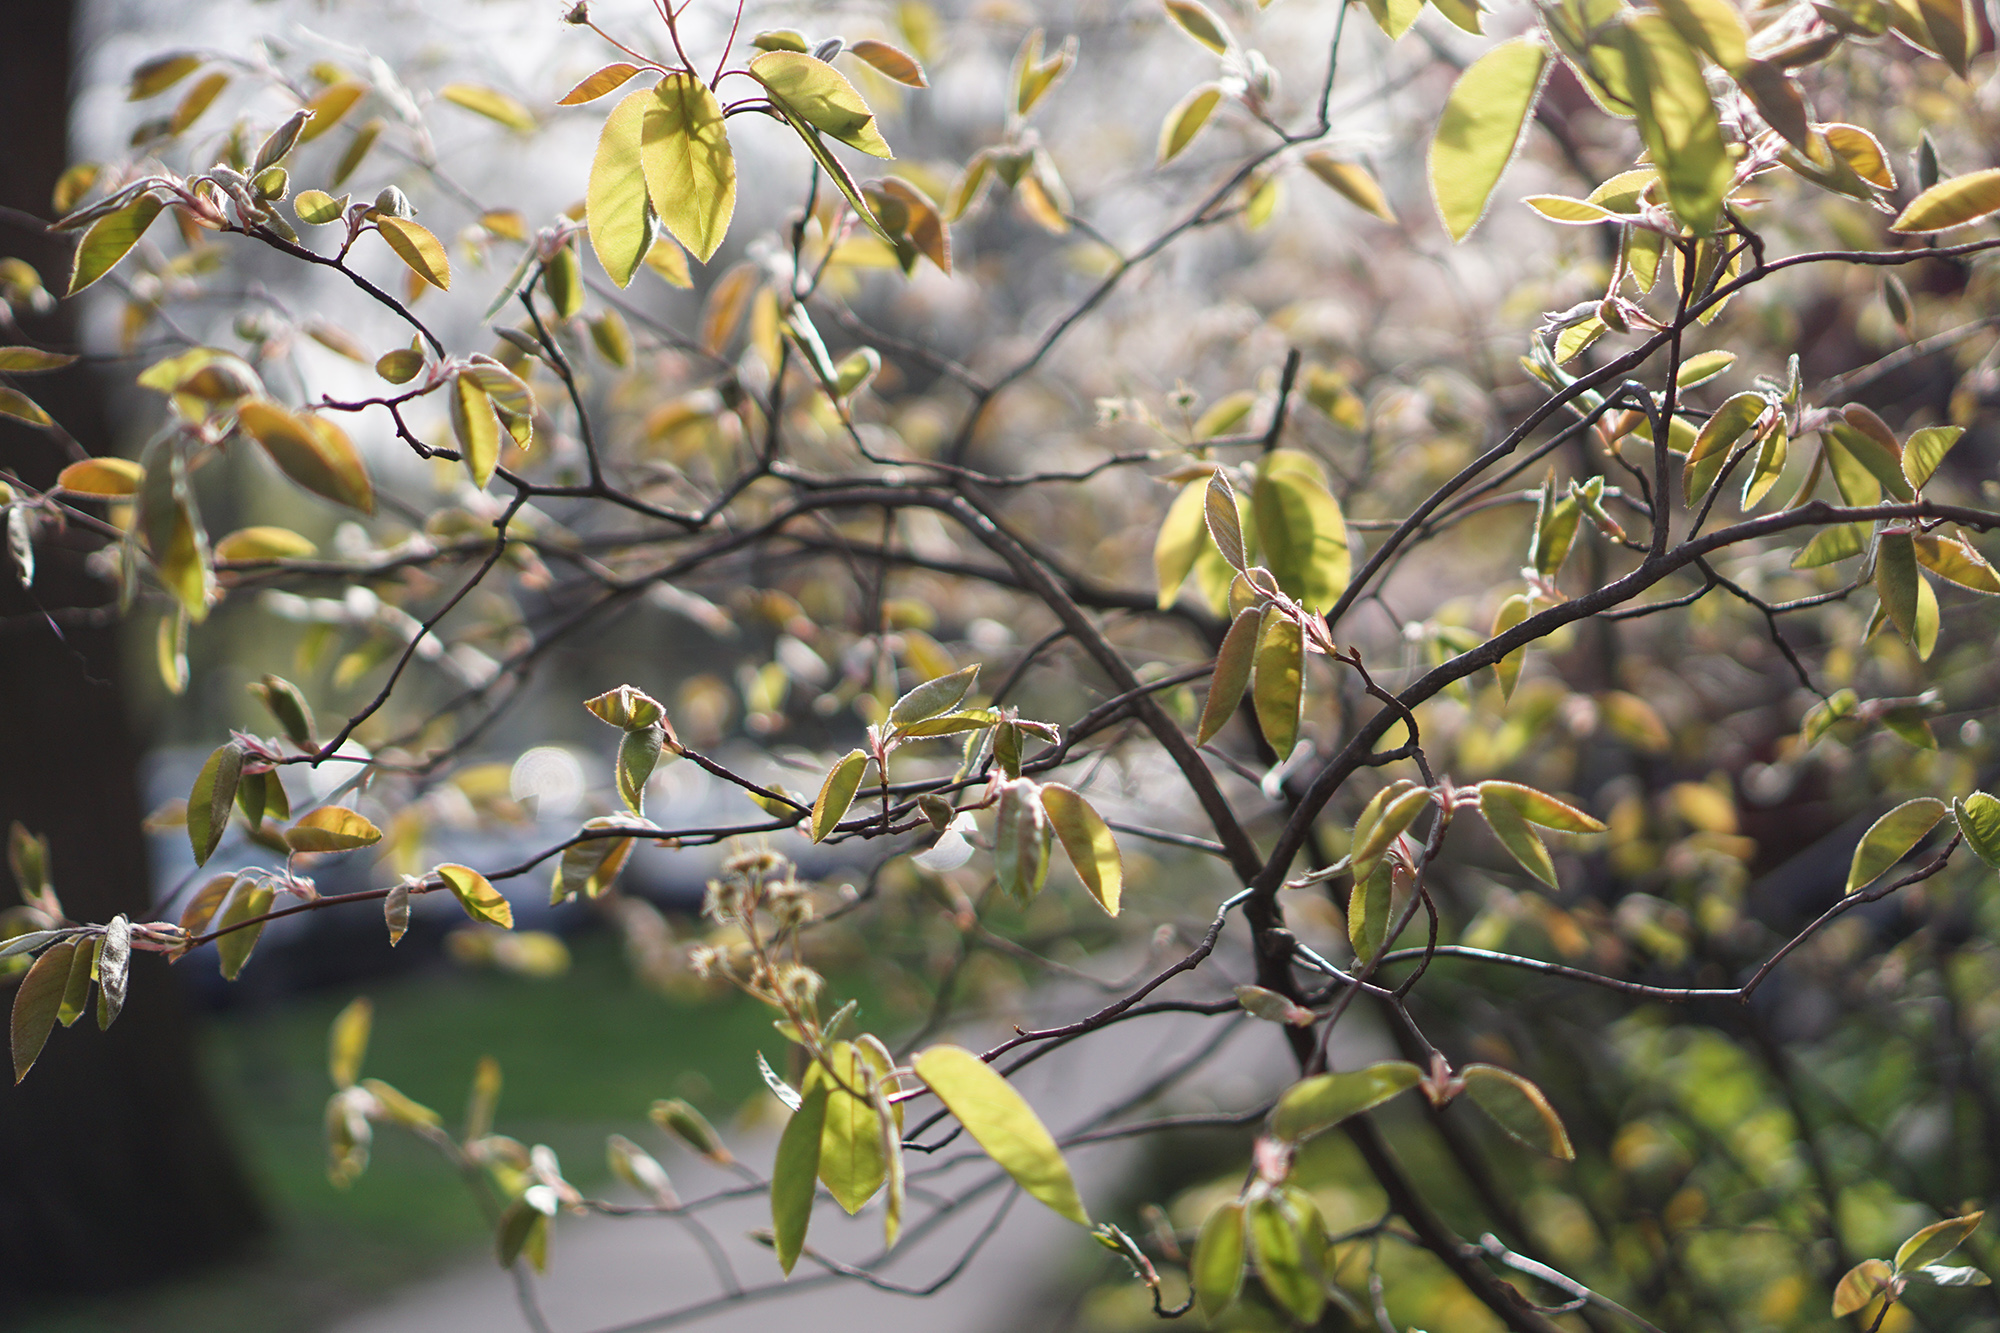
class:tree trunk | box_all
[0,0,266,1301]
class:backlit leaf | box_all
[299,83,368,144]
[286,805,384,853]
[1248,1191,1325,1325]
[748,52,892,159]
[215,882,275,980]
[57,937,96,1028]
[237,401,375,513]
[1157,84,1223,164]
[1273,1062,1424,1142]
[68,194,163,296]
[1617,15,1731,234]
[1234,984,1317,1026]
[1198,607,1261,745]
[1165,0,1232,52]
[1254,455,1351,612]
[1429,37,1549,242]
[129,53,203,100]
[772,1083,828,1274]
[1892,168,2000,233]
[811,749,869,843]
[1896,1212,1983,1273]
[850,39,928,87]
[170,71,229,134]
[1154,476,1212,608]
[558,64,642,105]
[1041,785,1123,916]
[1742,420,1789,508]
[1491,592,1530,700]
[1954,793,2000,869]
[1832,1259,1894,1317]
[440,84,536,132]
[1305,154,1397,223]
[1205,469,1246,570]
[12,941,74,1082]
[1656,0,1749,68]
[328,996,372,1090]
[449,373,501,489]
[804,1044,886,1213]
[0,347,78,373]
[57,458,144,498]
[1846,796,1947,892]
[375,216,450,290]
[1914,532,2000,593]
[1252,607,1304,760]
[1478,780,1606,832]
[1824,123,1894,190]
[588,89,653,287]
[1524,193,1621,223]
[438,863,513,929]
[1461,1064,1574,1158]
[642,74,735,263]
[1480,782,1557,888]
[188,741,245,867]
[913,1044,1089,1225]
[1793,522,1865,568]
[1902,424,1962,491]
[1875,531,1920,644]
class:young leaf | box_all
[1903,425,1963,491]
[1847,797,1948,892]
[1742,420,1789,509]
[1154,477,1212,608]
[1832,1258,1894,1317]
[1479,782,1558,888]
[850,39,928,88]
[1204,469,1246,571]
[993,780,1052,902]
[55,937,95,1028]
[1157,83,1223,164]
[748,52,893,158]
[1271,1061,1424,1141]
[0,347,79,374]
[375,216,450,290]
[889,663,979,726]
[1914,532,2000,593]
[1254,452,1351,612]
[285,806,383,853]
[617,724,666,814]
[1198,607,1261,744]
[1477,781,1606,833]
[553,817,640,902]
[1875,531,1921,645]
[95,914,130,1031]
[236,402,375,513]
[68,194,164,296]
[188,740,245,867]
[1304,153,1398,223]
[1491,592,1530,700]
[328,996,372,1090]
[587,89,654,288]
[804,1044,885,1214]
[1955,793,2000,869]
[811,749,870,843]
[440,84,535,132]
[1891,168,2000,232]
[1234,984,1318,1026]
[1460,1063,1574,1158]
[1252,607,1305,761]
[1040,784,1123,916]
[215,882,275,980]
[12,940,75,1082]
[642,74,736,263]
[559,64,643,105]
[1896,1212,1983,1273]
[438,863,513,929]
[771,1083,829,1275]
[449,373,501,489]
[1248,1191,1326,1325]
[129,53,203,100]
[650,1097,731,1163]
[1191,1201,1247,1318]
[1616,15,1731,235]
[1429,37,1548,241]
[912,1044,1089,1225]
[1165,0,1233,53]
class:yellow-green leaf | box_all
[214,526,317,562]
[1198,606,1261,745]
[328,997,372,1090]
[1154,477,1212,608]
[438,862,512,929]
[1272,1061,1424,1141]
[68,194,164,296]
[1896,1212,1983,1273]
[375,216,450,290]
[237,401,375,513]
[440,84,536,132]
[1902,424,1962,491]
[215,882,275,981]
[1656,0,1749,69]
[1793,522,1865,568]
[1304,153,1397,223]
[1684,392,1764,503]
[748,52,892,159]
[1165,0,1233,53]
[890,663,978,726]
[811,749,869,843]
[188,741,245,867]
[0,388,52,429]
[57,457,144,497]
[129,53,203,100]
[1252,607,1304,761]
[1833,1258,1894,1317]
[1825,123,1895,190]
[286,805,383,854]
[804,1043,886,1213]
[1191,1201,1247,1318]
[1248,1190,1326,1324]
[1914,532,2000,594]
[170,71,229,134]
[642,74,735,264]
[1157,83,1223,165]
[1491,592,1530,700]
[772,1083,828,1274]
[1955,794,2000,869]
[294,189,347,226]
[1254,455,1351,613]
[587,89,653,288]
[449,373,501,489]
[1846,796,1947,892]
[1429,37,1549,242]
[1524,193,1621,223]
[850,39,928,88]
[298,82,368,144]
[1742,420,1788,509]
[1461,1063,1575,1158]
[1876,530,1921,643]
[1617,14,1731,234]
[913,1044,1089,1225]
[1479,780,1605,832]
[12,941,75,1083]
[559,64,643,105]
[1480,782,1557,888]
[1892,168,2000,233]
[0,347,78,373]
[57,937,97,1029]
[1041,785,1122,916]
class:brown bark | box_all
[0,0,265,1301]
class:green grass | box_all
[16,932,788,1333]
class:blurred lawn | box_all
[15,932,787,1333]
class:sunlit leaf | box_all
[188,741,245,867]
[1480,782,1557,888]
[850,39,928,87]
[286,805,384,854]
[1041,785,1123,916]
[56,457,144,498]
[1461,1064,1574,1158]
[449,373,501,489]
[440,84,536,132]
[748,52,892,159]
[0,347,78,373]
[1491,592,1530,700]
[1892,168,2000,233]
[1157,84,1224,164]
[299,82,368,144]
[1154,476,1212,608]
[913,1044,1089,1224]
[1902,424,1962,491]
[237,401,375,513]
[1897,1212,1983,1273]
[1616,15,1731,234]
[558,64,643,105]
[215,882,275,981]
[642,75,735,264]
[68,194,163,296]
[1254,453,1350,612]
[811,749,869,843]
[586,89,653,289]
[771,1083,828,1274]
[1479,780,1606,833]
[1198,607,1261,745]
[1792,522,1865,568]
[804,1043,886,1213]
[1272,1062,1424,1141]
[1846,796,1947,892]
[1429,37,1549,242]
[375,216,451,290]
[1248,1190,1325,1324]
[1875,531,1920,644]
[129,53,203,100]
[1252,607,1304,760]
[328,996,372,1090]
[1832,1259,1894,1317]
[438,863,513,929]
[1165,0,1233,52]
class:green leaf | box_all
[0,347,79,373]
[286,805,383,853]
[328,996,372,1090]
[188,741,245,867]
[993,780,1052,903]
[95,914,130,1031]
[1742,421,1789,509]
[1429,37,1549,242]
[913,1044,1089,1225]
[804,1043,886,1214]
[1272,1061,1424,1141]
[1528,481,1581,582]
[772,1083,828,1275]
[57,937,96,1028]
[1875,531,1921,644]
[1305,154,1399,223]
[1154,477,1211,608]
[252,674,318,749]
[1248,1190,1326,1325]
[1914,532,2000,593]
[68,194,164,296]
[495,1196,549,1271]
[300,83,369,146]
[650,1097,732,1163]
[375,216,450,290]
[811,749,869,843]
[1254,451,1351,613]
[1233,984,1317,1025]
[1847,797,1948,892]
[1191,1201,1247,1318]
[1890,167,2000,232]
[617,724,665,815]
[588,90,654,288]
[1617,15,1732,234]
[11,940,75,1082]
[1954,794,2000,869]
[1903,424,1963,491]
[642,75,736,264]
[1832,1258,1894,1317]
[1524,193,1622,224]
[747,52,892,159]
[1041,785,1123,916]
[449,373,501,489]
[292,190,347,226]
[1896,1212,1983,1273]
[237,401,375,513]
[1477,781,1606,832]
[440,84,536,132]
[438,863,513,929]
[1157,84,1224,164]
[1198,607,1261,745]
[1676,349,1737,389]
[129,53,204,100]
[1165,0,1233,52]
[1491,592,1530,700]
[889,663,979,726]
[1480,782,1557,888]
[1656,0,1749,69]
[215,882,275,981]
[1793,522,1866,568]
[1461,1064,1575,1158]
[1252,607,1304,761]
[553,816,641,902]
[1351,784,1431,885]
[0,388,52,430]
